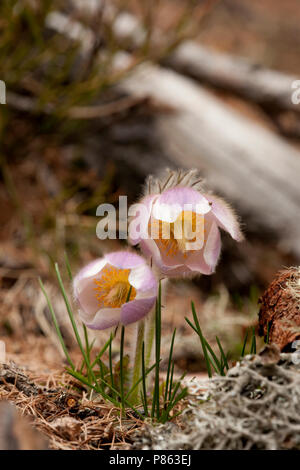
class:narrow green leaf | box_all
[66,368,119,407]
[39,277,74,369]
[141,341,149,417]
[168,361,175,402]
[216,336,229,372]
[125,361,157,400]
[64,253,92,359]
[109,333,115,398]
[160,387,188,424]
[203,338,222,374]
[165,329,176,404]
[64,251,73,281]
[54,263,96,384]
[152,282,162,419]
[250,327,256,354]
[185,316,218,375]
[120,325,125,412]
[241,328,249,357]
[91,334,114,369]
[190,303,212,378]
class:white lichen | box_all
[133,352,300,450]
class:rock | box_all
[0,402,48,450]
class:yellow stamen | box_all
[93,267,136,308]
[149,211,205,257]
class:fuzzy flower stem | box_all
[145,306,156,369]
[130,319,145,405]
[145,267,162,369]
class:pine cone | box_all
[258,267,300,351]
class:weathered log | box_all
[164,41,300,114]
[121,63,300,257]
[45,11,300,257]
[67,3,300,115]
[65,1,300,115]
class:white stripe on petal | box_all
[204,221,221,270]
[129,264,157,292]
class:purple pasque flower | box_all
[129,169,244,278]
[73,251,157,330]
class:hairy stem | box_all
[130,319,145,405]
[145,306,156,369]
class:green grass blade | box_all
[185,316,218,375]
[152,282,162,419]
[250,326,256,354]
[68,367,145,419]
[161,372,187,423]
[190,303,212,377]
[38,277,75,370]
[66,368,119,407]
[91,334,114,369]
[98,373,145,420]
[64,251,73,281]
[141,341,149,417]
[54,263,96,384]
[241,328,249,357]
[216,336,229,372]
[164,329,176,404]
[169,372,187,405]
[126,285,133,303]
[64,253,91,358]
[160,386,188,424]
[109,333,115,397]
[125,361,157,400]
[168,361,175,402]
[120,325,125,412]
[99,360,105,394]
[203,338,222,374]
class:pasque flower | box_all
[73,251,157,329]
[129,169,244,277]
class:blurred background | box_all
[1,0,300,374]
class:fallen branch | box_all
[27,10,300,257]
[0,363,41,396]
[165,41,300,114]
[121,63,300,256]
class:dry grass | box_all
[0,360,144,450]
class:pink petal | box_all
[129,264,157,292]
[139,237,186,277]
[73,258,107,286]
[185,250,214,275]
[159,264,194,278]
[203,221,221,271]
[104,251,145,269]
[121,296,156,325]
[129,195,157,245]
[85,307,121,330]
[73,258,108,317]
[153,187,211,223]
[205,194,244,242]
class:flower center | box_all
[149,211,205,257]
[93,267,136,308]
